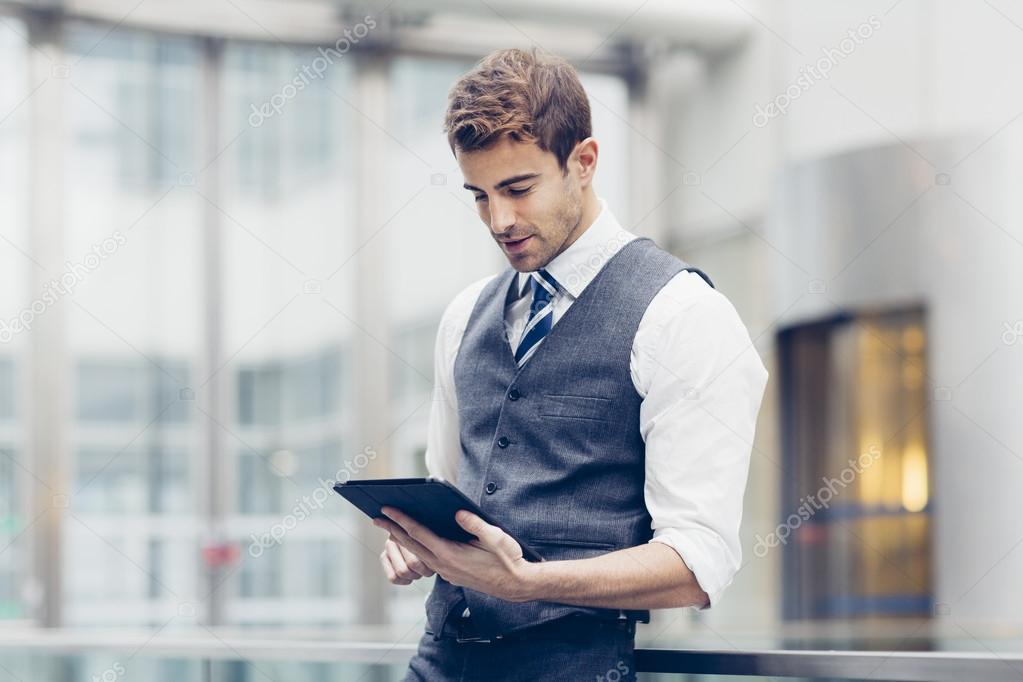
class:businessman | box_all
[373,47,768,681]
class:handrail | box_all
[635,648,1023,681]
[1,632,1022,680]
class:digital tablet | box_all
[333,477,544,562]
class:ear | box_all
[571,137,599,188]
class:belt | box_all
[436,611,637,645]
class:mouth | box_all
[500,235,533,254]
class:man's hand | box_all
[379,536,435,585]
[373,506,537,602]
[375,507,709,609]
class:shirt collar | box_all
[515,197,636,299]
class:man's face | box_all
[458,136,584,273]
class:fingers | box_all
[388,538,420,584]
[397,542,436,578]
[377,508,448,557]
[380,536,436,585]
[454,510,522,559]
[375,517,439,564]
[380,539,412,586]
[380,507,433,545]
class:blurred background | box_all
[1,0,1022,680]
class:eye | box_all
[473,194,488,203]
[508,186,532,196]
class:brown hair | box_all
[443,47,592,171]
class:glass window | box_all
[77,362,141,422]
[64,23,203,626]
[0,359,14,420]
[238,451,283,515]
[283,350,341,423]
[221,41,355,627]
[75,447,146,514]
[0,445,21,619]
[0,15,28,624]
[149,446,190,514]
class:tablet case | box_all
[334,477,544,562]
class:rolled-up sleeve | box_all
[636,275,769,608]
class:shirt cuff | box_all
[649,530,737,610]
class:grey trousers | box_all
[401,622,636,681]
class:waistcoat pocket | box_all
[538,394,612,421]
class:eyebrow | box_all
[463,173,541,192]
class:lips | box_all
[501,235,533,254]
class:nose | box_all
[487,195,517,236]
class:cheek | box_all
[523,191,559,230]
[538,193,572,234]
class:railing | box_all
[635,648,1023,680]
[2,631,1023,680]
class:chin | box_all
[508,253,545,273]
[507,259,534,273]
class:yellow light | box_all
[902,326,925,353]
[858,434,885,505]
[901,444,929,512]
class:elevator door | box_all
[778,308,933,620]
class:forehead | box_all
[456,137,556,186]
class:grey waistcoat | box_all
[424,237,713,639]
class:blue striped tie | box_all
[514,269,559,367]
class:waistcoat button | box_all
[497,436,510,448]
[485,482,498,494]
[508,388,520,401]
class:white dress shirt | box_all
[425,197,769,608]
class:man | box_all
[373,47,768,681]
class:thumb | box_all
[455,510,501,547]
